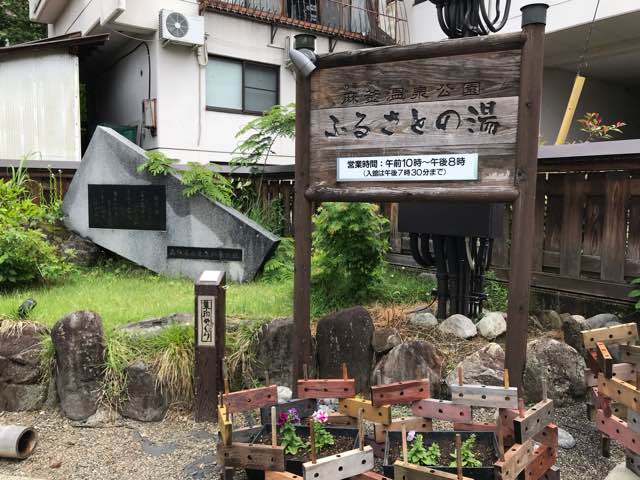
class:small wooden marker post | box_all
[342,363,349,380]
[458,366,464,386]
[271,406,278,447]
[455,434,463,480]
[358,408,365,451]
[309,418,317,464]
[401,422,408,464]
[194,270,226,422]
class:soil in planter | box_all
[388,438,496,468]
[253,430,357,462]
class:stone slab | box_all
[62,127,279,282]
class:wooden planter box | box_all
[383,431,498,480]
[246,425,360,479]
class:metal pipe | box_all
[0,425,38,459]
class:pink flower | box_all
[312,410,329,424]
[407,430,416,442]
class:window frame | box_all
[205,55,280,116]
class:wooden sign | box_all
[293,8,548,394]
[620,344,640,365]
[371,379,430,407]
[412,399,472,422]
[581,322,638,348]
[308,48,522,202]
[393,461,473,480]
[302,446,374,480]
[223,385,278,414]
[297,379,356,399]
[194,270,226,421]
[596,409,640,455]
[585,363,636,386]
[449,384,518,409]
[597,373,640,411]
[374,416,433,443]
[494,440,535,480]
[596,342,614,378]
[513,399,555,444]
[217,442,285,471]
[338,398,392,425]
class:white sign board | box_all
[197,295,215,347]
[336,153,478,182]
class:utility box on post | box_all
[194,270,226,422]
[398,202,504,238]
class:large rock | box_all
[316,307,374,392]
[407,310,438,328]
[372,327,402,354]
[372,340,445,396]
[437,314,477,339]
[62,127,279,282]
[51,311,106,420]
[0,322,49,411]
[523,337,586,406]
[120,361,169,422]
[583,313,620,330]
[537,310,563,330]
[476,312,507,340]
[445,343,505,387]
[562,315,586,356]
[119,312,193,336]
[255,317,315,388]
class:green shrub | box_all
[630,278,640,311]
[485,271,508,312]
[449,434,482,467]
[137,151,177,176]
[0,160,74,288]
[312,202,389,309]
[180,162,233,204]
[408,434,440,466]
[261,237,294,282]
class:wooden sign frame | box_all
[292,6,547,393]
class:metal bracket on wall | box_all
[270,24,279,44]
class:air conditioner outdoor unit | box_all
[159,9,204,47]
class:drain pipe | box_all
[0,425,38,459]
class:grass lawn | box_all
[0,260,431,404]
[0,261,430,329]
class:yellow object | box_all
[555,75,586,144]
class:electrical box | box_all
[398,202,505,238]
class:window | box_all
[206,56,279,114]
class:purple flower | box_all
[287,408,301,424]
[407,430,416,442]
[312,410,329,424]
[277,412,289,427]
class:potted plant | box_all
[384,431,497,480]
[246,408,360,479]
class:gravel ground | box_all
[0,405,627,480]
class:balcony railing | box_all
[200,0,408,46]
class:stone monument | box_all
[63,127,279,282]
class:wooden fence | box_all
[489,143,640,302]
[390,142,640,303]
[8,142,639,302]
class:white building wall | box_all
[42,0,365,164]
[153,13,364,165]
[0,52,80,162]
[92,37,160,150]
[406,0,640,43]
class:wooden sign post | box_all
[194,270,226,421]
[292,4,548,393]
